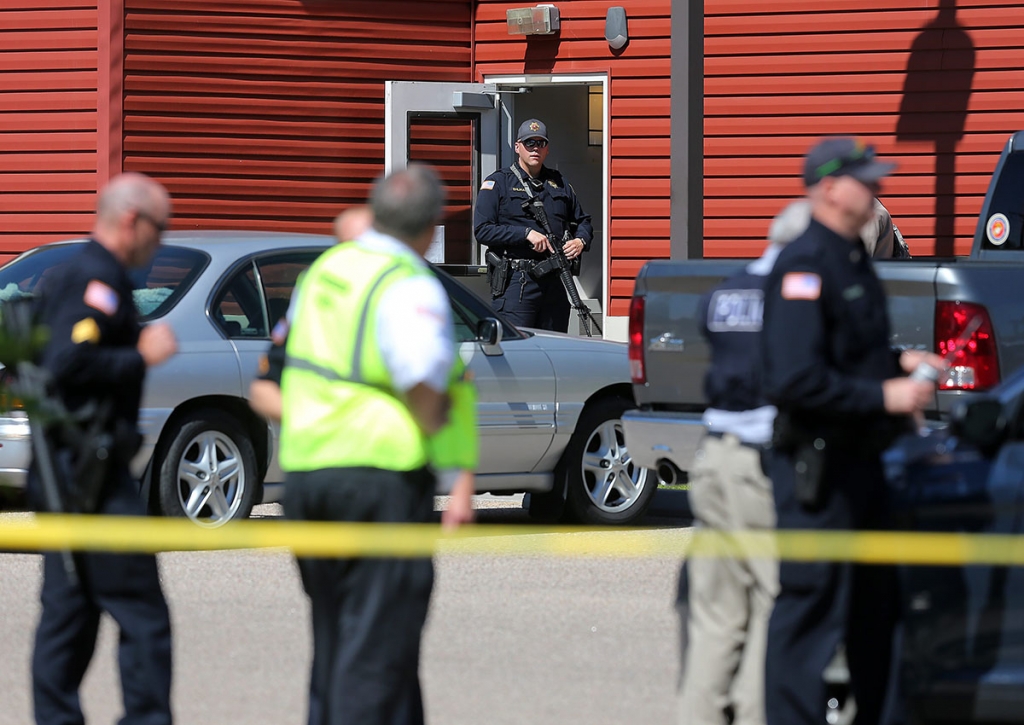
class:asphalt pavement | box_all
[0,494,690,725]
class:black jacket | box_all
[700,268,771,412]
[33,240,147,433]
[473,162,593,260]
[762,219,903,441]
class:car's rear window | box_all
[0,242,208,321]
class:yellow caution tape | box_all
[2,515,1024,566]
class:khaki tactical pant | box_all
[678,434,779,725]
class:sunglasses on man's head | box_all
[521,138,548,150]
[815,144,875,179]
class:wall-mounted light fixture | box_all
[507,5,560,36]
[605,6,628,50]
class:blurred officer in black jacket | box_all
[30,172,178,725]
[473,118,593,332]
[678,201,810,725]
[760,138,942,725]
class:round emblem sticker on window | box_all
[987,213,1010,246]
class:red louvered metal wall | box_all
[0,1,100,258]
[473,0,672,318]
[122,0,472,235]
[13,0,1024,313]
[705,0,1024,258]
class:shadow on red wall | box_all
[896,0,975,256]
[524,35,561,74]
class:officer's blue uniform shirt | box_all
[474,162,593,260]
[33,239,146,430]
[699,269,772,413]
[762,218,900,424]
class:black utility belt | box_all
[705,430,770,451]
[505,258,535,270]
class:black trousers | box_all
[30,467,173,725]
[764,450,903,725]
[284,466,436,725]
[492,267,571,332]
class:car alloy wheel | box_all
[157,410,259,527]
[563,395,657,525]
[580,418,649,514]
[176,429,246,525]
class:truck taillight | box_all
[628,296,645,384]
[935,301,1000,391]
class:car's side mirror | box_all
[477,317,502,347]
[951,397,1006,453]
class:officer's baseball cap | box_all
[517,119,548,142]
[803,137,896,188]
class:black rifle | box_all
[0,298,113,584]
[521,198,601,337]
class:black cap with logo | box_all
[516,118,548,142]
[803,137,896,187]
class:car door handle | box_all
[648,333,684,352]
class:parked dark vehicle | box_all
[624,131,1024,485]
[885,366,1024,724]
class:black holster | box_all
[773,412,829,511]
[792,442,828,511]
[485,250,512,298]
[51,418,139,514]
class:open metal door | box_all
[385,81,511,265]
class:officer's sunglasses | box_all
[521,138,548,150]
[136,210,170,234]
[815,144,875,179]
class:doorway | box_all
[383,76,608,334]
[492,79,607,312]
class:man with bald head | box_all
[30,172,177,725]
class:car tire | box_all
[563,395,657,525]
[157,410,259,527]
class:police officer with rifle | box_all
[15,172,178,725]
[474,118,594,333]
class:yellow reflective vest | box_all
[279,242,477,473]
[429,355,479,471]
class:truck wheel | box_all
[563,396,657,525]
[157,410,259,527]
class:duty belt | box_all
[504,258,534,270]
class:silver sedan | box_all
[0,232,655,526]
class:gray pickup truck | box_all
[624,131,1024,485]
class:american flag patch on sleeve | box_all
[781,272,822,301]
[83,280,120,316]
[480,180,495,191]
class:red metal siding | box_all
[0,1,100,256]
[122,0,471,234]
[705,0,1024,258]
[473,0,672,317]
[408,119,475,263]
